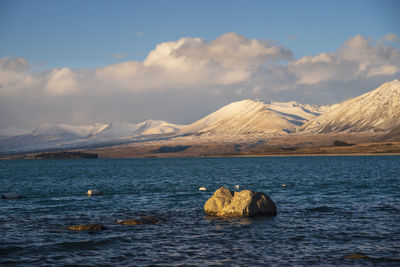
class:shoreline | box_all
[1,138,400,160]
[2,151,400,160]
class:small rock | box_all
[86,189,102,196]
[204,187,277,217]
[344,254,370,260]
[117,216,162,226]
[67,223,107,231]
[141,216,162,224]
[117,219,146,225]
[2,192,21,199]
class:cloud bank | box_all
[1,32,399,129]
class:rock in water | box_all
[204,187,277,217]
[344,254,370,260]
[2,192,21,199]
[117,219,146,225]
[86,189,102,196]
[67,223,107,231]
[117,216,162,226]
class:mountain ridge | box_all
[179,99,331,136]
[301,79,400,133]
[0,119,184,153]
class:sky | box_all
[0,0,399,132]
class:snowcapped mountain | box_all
[1,79,399,155]
[0,120,184,153]
[302,79,400,133]
[32,123,108,138]
[89,120,183,140]
[179,99,330,136]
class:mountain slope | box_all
[91,120,183,140]
[302,79,400,133]
[180,99,329,136]
[0,120,183,153]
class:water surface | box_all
[1,156,400,266]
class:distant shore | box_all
[2,139,399,160]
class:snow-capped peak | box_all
[180,99,330,136]
[31,123,107,137]
[302,79,400,133]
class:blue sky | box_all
[1,0,399,69]
[0,0,399,129]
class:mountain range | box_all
[0,120,183,153]
[1,79,399,154]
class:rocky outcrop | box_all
[67,223,107,231]
[204,187,277,217]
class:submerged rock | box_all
[67,223,107,231]
[344,254,370,260]
[204,187,277,217]
[2,192,22,199]
[117,216,162,226]
[117,219,147,225]
[86,189,102,196]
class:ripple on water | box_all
[0,156,400,266]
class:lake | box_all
[1,156,400,266]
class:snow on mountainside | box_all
[180,99,330,136]
[302,79,400,133]
[91,120,183,140]
[32,123,108,138]
[0,120,183,153]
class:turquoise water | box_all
[1,156,400,266]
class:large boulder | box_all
[204,187,277,217]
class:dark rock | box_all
[117,216,162,226]
[2,192,22,199]
[344,254,370,260]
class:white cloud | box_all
[0,33,399,129]
[45,68,80,95]
[97,32,292,90]
[0,57,38,95]
[383,33,398,43]
[289,34,400,84]
[366,64,399,77]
